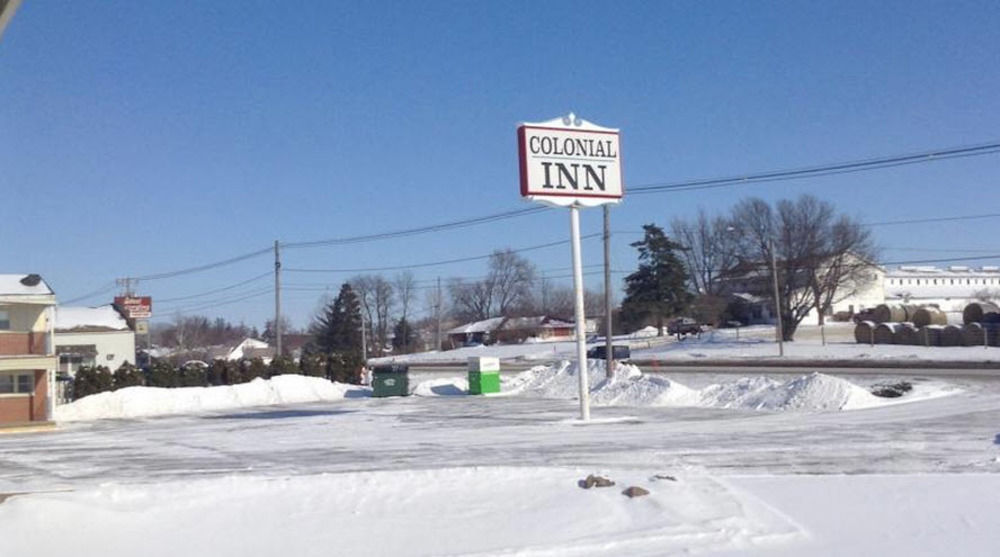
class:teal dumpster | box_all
[372,364,409,397]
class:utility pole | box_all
[116,277,136,296]
[435,277,443,352]
[360,312,368,361]
[603,205,614,378]
[274,240,282,357]
[769,237,784,357]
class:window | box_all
[951,279,954,285]
[0,310,9,330]
[0,373,34,394]
[933,279,937,285]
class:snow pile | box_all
[512,362,894,411]
[507,360,699,406]
[698,376,783,408]
[749,372,882,411]
[412,377,469,396]
[55,375,370,422]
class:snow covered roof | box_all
[56,305,130,332]
[446,317,507,335]
[0,274,55,303]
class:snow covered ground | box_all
[3,367,1000,555]
[371,323,1000,365]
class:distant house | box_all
[448,315,598,347]
[54,305,136,378]
[497,316,578,342]
[446,317,507,347]
[0,274,57,424]
[205,338,274,364]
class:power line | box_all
[864,212,1000,227]
[282,206,548,249]
[134,246,273,281]
[115,140,999,286]
[155,286,275,315]
[285,234,602,274]
[629,141,1000,195]
[155,272,272,303]
[60,282,117,305]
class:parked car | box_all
[667,317,702,339]
[587,345,631,360]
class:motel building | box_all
[0,274,56,425]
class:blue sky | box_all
[2,1,999,329]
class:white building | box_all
[805,265,1000,324]
[54,305,135,377]
[883,265,1000,312]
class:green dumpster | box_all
[468,371,501,394]
[372,364,409,397]
[467,357,501,395]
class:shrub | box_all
[112,362,144,390]
[146,360,179,388]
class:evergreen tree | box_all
[112,362,144,390]
[391,318,416,353]
[146,360,179,388]
[621,224,693,335]
[73,366,113,400]
[299,352,327,377]
[207,359,228,386]
[269,355,298,376]
[312,283,364,384]
[222,359,243,385]
[243,357,269,381]
[179,363,207,387]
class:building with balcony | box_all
[0,274,56,424]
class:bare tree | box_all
[447,249,537,322]
[490,249,536,316]
[671,209,739,296]
[728,195,877,340]
[448,278,493,322]
[394,271,417,322]
[530,284,603,319]
[350,275,395,356]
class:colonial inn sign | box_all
[518,114,623,207]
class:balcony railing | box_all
[0,332,50,356]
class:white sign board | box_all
[518,115,623,207]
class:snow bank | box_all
[0,467,800,557]
[55,375,370,422]
[510,362,926,411]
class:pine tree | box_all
[208,359,228,386]
[621,224,693,335]
[243,357,269,381]
[72,366,99,400]
[146,360,179,388]
[269,355,298,376]
[312,283,364,384]
[299,352,327,377]
[112,362,144,390]
[392,318,416,353]
[179,363,207,387]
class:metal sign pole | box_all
[570,205,590,420]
